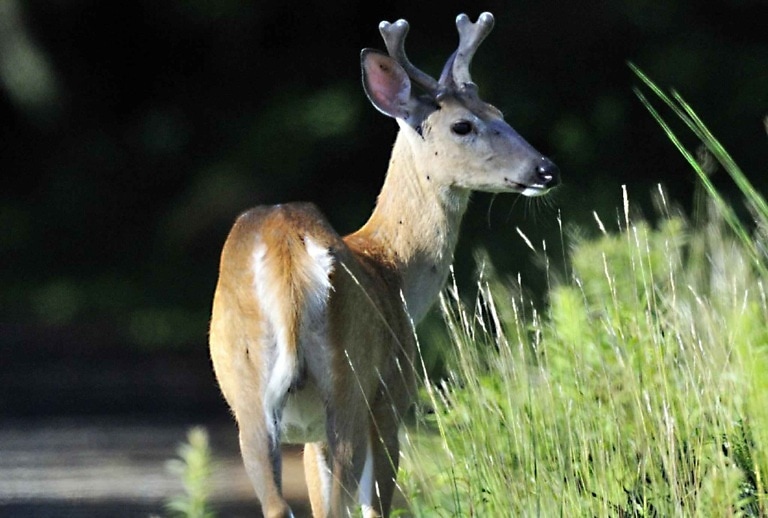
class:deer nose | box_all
[535,158,560,189]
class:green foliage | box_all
[631,63,768,273]
[402,83,768,516]
[405,204,768,516]
[165,427,216,518]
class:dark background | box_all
[1,0,766,419]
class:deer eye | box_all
[451,120,474,136]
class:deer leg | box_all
[304,441,332,517]
[236,399,292,518]
[362,397,402,518]
[325,401,370,516]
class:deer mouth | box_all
[504,179,543,196]
[521,185,549,197]
[504,179,552,197]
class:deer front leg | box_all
[326,400,370,516]
[362,396,403,517]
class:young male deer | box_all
[209,12,559,517]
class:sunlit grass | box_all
[401,72,768,516]
[403,199,767,516]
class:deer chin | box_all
[521,185,550,197]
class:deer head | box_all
[361,12,559,197]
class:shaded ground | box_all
[0,330,409,517]
[0,417,310,517]
[0,329,311,517]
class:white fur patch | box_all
[300,236,334,397]
[303,236,334,311]
[251,236,335,444]
[252,240,297,441]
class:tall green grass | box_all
[401,71,768,516]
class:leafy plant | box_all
[165,427,216,518]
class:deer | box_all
[209,11,559,518]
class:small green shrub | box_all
[165,427,216,518]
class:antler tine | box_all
[379,19,440,95]
[451,12,495,87]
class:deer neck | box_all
[349,129,470,323]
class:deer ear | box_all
[361,49,412,120]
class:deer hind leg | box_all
[304,441,332,517]
[210,316,294,516]
[235,388,294,518]
[235,328,298,517]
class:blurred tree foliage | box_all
[1,0,766,354]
